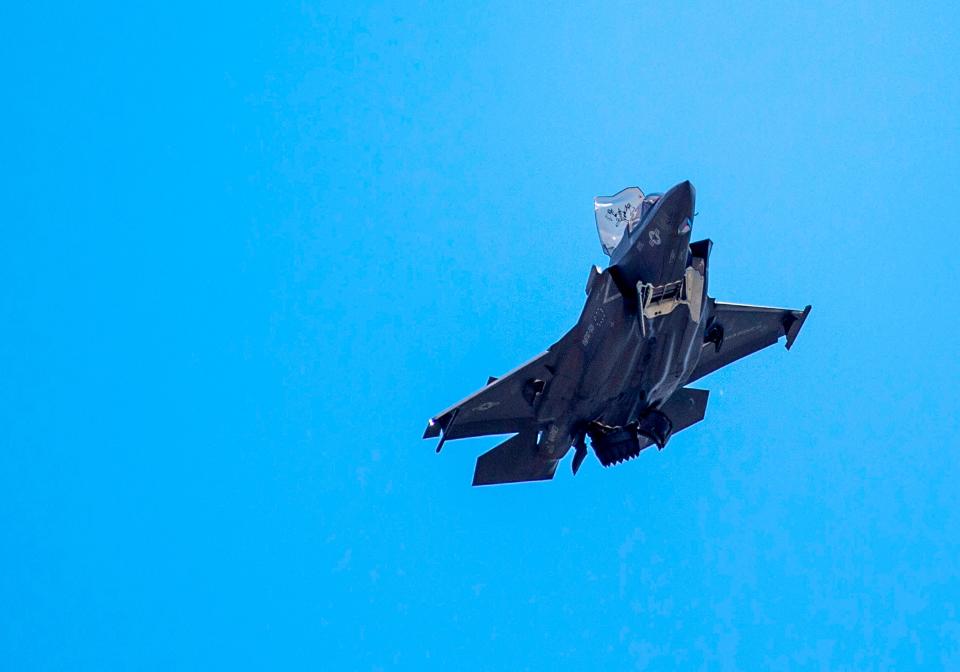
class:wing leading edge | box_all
[423,349,560,446]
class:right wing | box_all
[689,301,811,383]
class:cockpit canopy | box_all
[593,188,661,256]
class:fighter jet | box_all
[423,181,811,486]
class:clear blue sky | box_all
[3,2,959,669]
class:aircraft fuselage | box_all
[537,181,708,460]
[423,179,811,485]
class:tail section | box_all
[644,387,709,450]
[472,427,559,486]
[590,387,710,466]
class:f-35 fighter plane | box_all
[424,181,810,486]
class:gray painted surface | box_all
[424,182,811,485]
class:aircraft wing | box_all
[688,301,811,383]
[423,349,561,444]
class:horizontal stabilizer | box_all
[639,387,709,451]
[785,304,811,350]
[473,428,559,486]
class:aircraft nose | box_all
[662,181,695,232]
[666,180,695,213]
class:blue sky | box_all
[3,2,959,669]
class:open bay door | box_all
[593,187,644,255]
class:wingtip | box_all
[785,304,812,350]
[423,418,441,439]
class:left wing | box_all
[423,349,561,446]
[689,301,811,383]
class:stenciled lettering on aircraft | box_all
[583,305,609,347]
[727,324,764,339]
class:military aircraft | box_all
[423,181,811,486]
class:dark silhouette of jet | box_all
[424,181,811,485]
